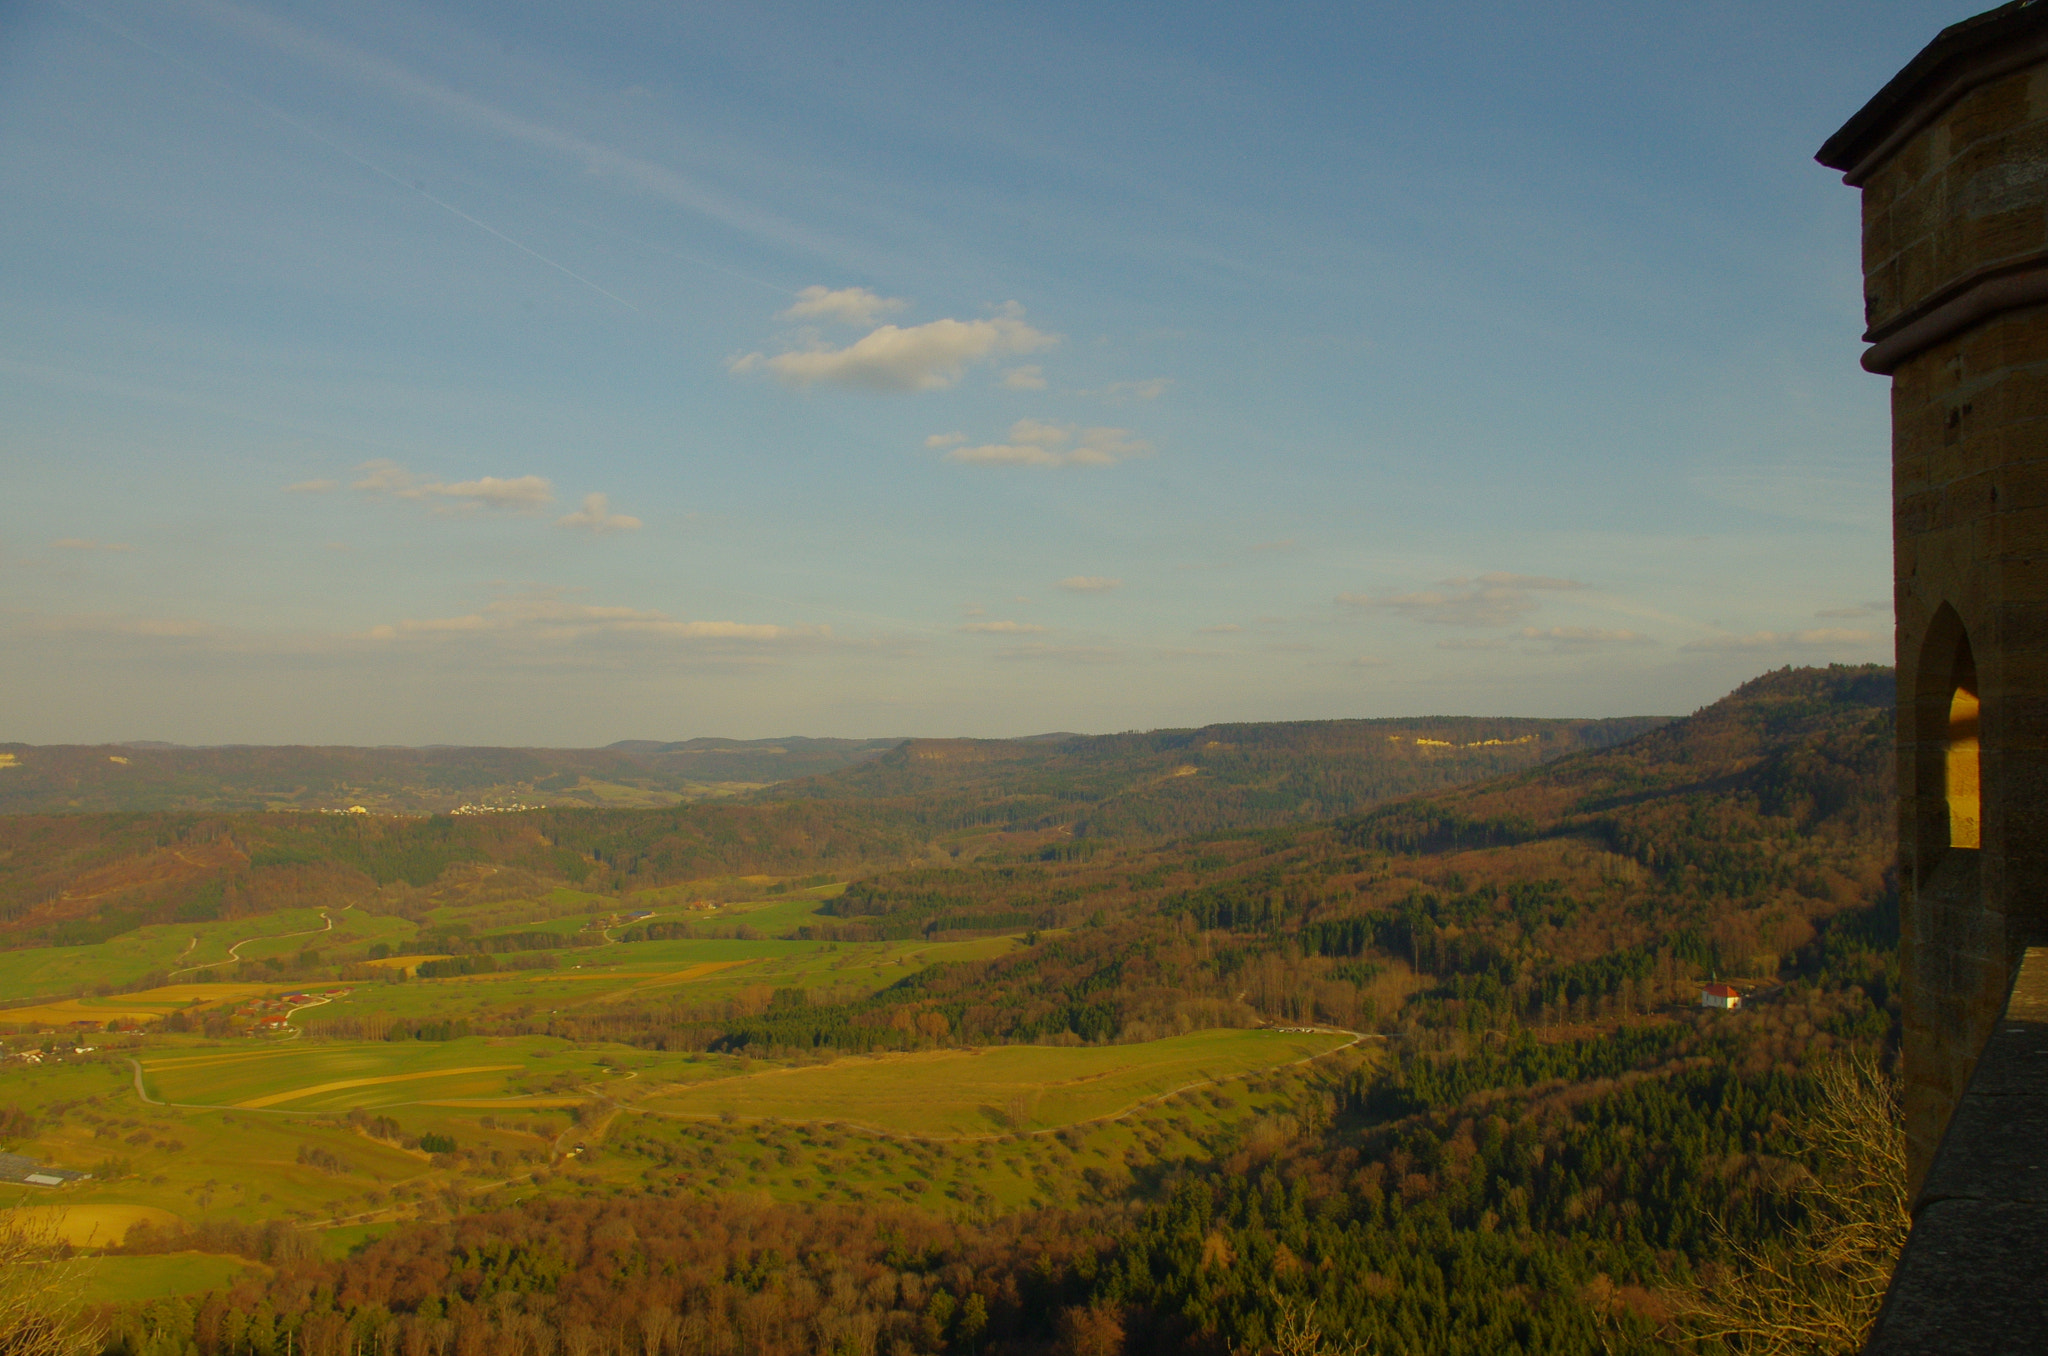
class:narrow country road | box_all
[169,910,333,976]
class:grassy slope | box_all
[636,1027,1350,1135]
[77,1253,258,1304]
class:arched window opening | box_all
[1947,635,1980,850]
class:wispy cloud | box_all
[366,590,821,646]
[731,306,1056,392]
[1340,572,1586,627]
[1057,576,1120,593]
[284,479,338,493]
[51,538,138,552]
[353,460,554,513]
[944,418,1152,468]
[1438,637,1511,651]
[1814,601,1889,619]
[1001,365,1047,390]
[993,644,1118,663]
[1517,626,1655,650]
[16,611,225,640]
[556,492,642,534]
[781,285,907,326]
[961,620,1047,634]
[1680,627,1877,653]
[1196,623,1243,634]
[204,0,841,264]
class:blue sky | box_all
[0,1,1967,744]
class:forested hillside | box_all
[0,799,924,952]
[0,716,1658,955]
[85,665,1902,1355]
[779,715,1665,838]
[0,738,904,815]
[545,665,1894,1058]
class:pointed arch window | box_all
[1947,635,1980,850]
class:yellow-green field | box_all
[1,984,280,1028]
[8,1203,181,1246]
[637,1027,1352,1136]
[0,871,1379,1301]
[135,1036,680,1112]
[0,908,412,1000]
[77,1253,260,1304]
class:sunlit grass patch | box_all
[77,1252,259,1304]
[636,1027,1349,1136]
[10,1204,181,1248]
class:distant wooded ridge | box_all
[0,714,1665,817]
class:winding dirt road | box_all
[169,910,333,976]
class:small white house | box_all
[1700,982,1743,1011]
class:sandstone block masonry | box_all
[1820,0,2048,1191]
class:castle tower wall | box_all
[1819,0,2048,1189]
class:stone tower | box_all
[1818,0,2048,1188]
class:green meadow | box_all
[76,1253,260,1304]
[0,907,412,999]
[636,1027,1352,1136]
[0,870,1371,1284]
[134,1036,633,1111]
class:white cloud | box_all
[1517,626,1656,649]
[1088,378,1173,404]
[961,620,1047,634]
[51,539,137,552]
[1339,571,1586,627]
[1438,638,1511,651]
[556,492,643,534]
[433,476,554,510]
[1680,627,1878,653]
[1351,655,1390,668]
[285,479,338,493]
[945,419,1153,468]
[730,307,1056,392]
[353,460,554,513]
[781,285,908,326]
[1197,623,1243,634]
[1002,365,1048,390]
[924,432,967,449]
[1057,576,1121,593]
[1814,601,1889,619]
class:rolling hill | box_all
[0,737,904,815]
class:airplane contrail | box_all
[61,2,640,312]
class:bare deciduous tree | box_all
[0,1218,102,1356]
[1672,1052,1910,1354]
[1233,1296,1372,1356]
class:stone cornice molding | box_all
[1819,1,2048,186]
[1860,250,2048,374]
